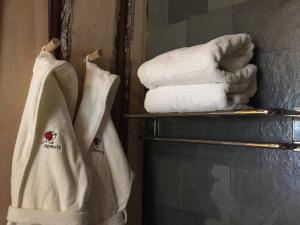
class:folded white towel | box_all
[138,34,255,89]
[144,79,257,113]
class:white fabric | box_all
[7,206,87,225]
[8,50,90,225]
[98,211,126,225]
[144,77,257,113]
[74,59,134,225]
[138,34,255,89]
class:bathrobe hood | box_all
[74,59,134,225]
[7,50,90,225]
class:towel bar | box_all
[143,136,300,151]
[125,108,300,151]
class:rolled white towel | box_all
[144,78,257,113]
[138,34,255,89]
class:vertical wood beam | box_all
[49,0,73,60]
[126,0,147,225]
[112,0,134,149]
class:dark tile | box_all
[252,50,300,109]
[261,149,300,175]
[183,185,221,221]
[168,0,208,24]
[259,117,293,143]
[181,146,257,171]
[206,117,261,142]
[173,144,258,173]
[175,143,207,162]
[143,204,186,225]
[202,145,233,167]
[274,177,300,225]
[158,117,210,139]
[187,7,232,46]
[230,147,261,169]
[143,155,184,209]
[147,0,168,30]
[205,218,228,225]
[144,141,178,159]
[145,140,206,162]
[181,144,258,171]
[208,0,248,11]
[147,21,187,59]
[209,165,231,223]
[231,168,298,225]
[183,212,206,225]
[233,0,300,53]
[183,159,215,186]
[262,191,300,225]
[183,164,230,222]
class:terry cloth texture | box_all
[138,34,255,89]
[7,50,90,225]
[74,59,134,225]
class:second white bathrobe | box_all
[74,59,134,225]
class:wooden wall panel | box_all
[70,0,119,88]
[0,1,147,225]
[0,0,49,223]
[127,0,147,225]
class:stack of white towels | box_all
[138,34,257,113]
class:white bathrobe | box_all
[7,50,90,225]
[74,59,134,225]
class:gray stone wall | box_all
[143,0,300,225]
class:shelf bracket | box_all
[293,107,300,151]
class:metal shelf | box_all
[125,108,300,118]
[125,108,300,151]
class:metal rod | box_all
[125,108,300,118]
[143,136,300,151]
[153,118,159,137]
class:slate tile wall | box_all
[168,0,208,24]
[187,7,233,46]
[147,21,187,59]
[147,0,168,30]
[144,0,300,224]
[208,0,248,11]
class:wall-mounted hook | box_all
[88,49,103,62]
[44,38,60,53]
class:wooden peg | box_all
[88,49,103,62]
[44,38,61,53]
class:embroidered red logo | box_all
[93,137,100,145]
[91,137,104,154]
[42,131,57,144]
